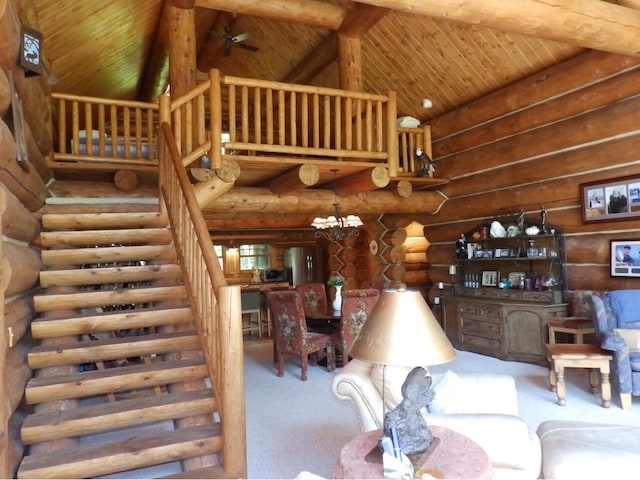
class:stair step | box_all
[28,330,200,369]
[31,306,193,338]
[41,244,177,266]
[33,284,187,312]
[17,423,222,479]
[42,212,169,230]
[40,227,172,248]
[25,358,208,404]
[39,263,183,288]
[22,389,216,444]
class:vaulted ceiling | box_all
[35,0,640,128]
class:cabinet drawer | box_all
[461,318,502,338]
[521,291,556,303]
[461,333,502,351]
[496,289,522,301]
[459,302,501,319]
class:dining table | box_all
[305,308,341,335]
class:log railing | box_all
[398,125,432,175]
[51,93,159,167]
[157,120,246,477]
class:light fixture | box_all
[224,242,240,276]
[349,287,456,456]
[311,169,363,242]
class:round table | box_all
[332,426,493,479]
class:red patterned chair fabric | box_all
[295,282,328,316]
[266,290,335,381]
[333,288,380,367]
[361,280,387,291]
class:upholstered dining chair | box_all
[361,280,387,292]
[333,288,380,367]
[266,290,336,381]
[295,282,328,316]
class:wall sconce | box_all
[225,243,240,276]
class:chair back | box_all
[339,288,380,355]
[295,283,328,316]
[266,290,309,355]
[361,280,387,291]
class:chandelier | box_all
[311,170,363,242]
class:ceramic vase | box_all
[332,285,343,312]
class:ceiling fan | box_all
[213,25,259,56]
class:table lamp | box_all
[349,287,456,457]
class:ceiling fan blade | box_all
[231,31,251,43]
[236,43,259,53]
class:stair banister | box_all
[157,119,246,477]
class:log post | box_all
[0,184,41,243]
[2,241,41,296]
[335,166,389,195]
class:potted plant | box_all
[328,274,346,311]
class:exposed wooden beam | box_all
[138,0,171,102]
[352,0,640,56]
[168,3,197,96]
[268,165,320,194]
[194,0,347,30]
[339,4,389,37]
[192,158,241,207]
[201,187,443,215]
[335,167,389,196]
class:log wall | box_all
[0,0,50,476]
[385,50,640,297]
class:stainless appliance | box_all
[260,267,288,283]
[285,246,326,286]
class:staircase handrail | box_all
[157,121,246,477]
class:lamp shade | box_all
[349,288,456,367]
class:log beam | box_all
[0,184,41,243]
[268,164,320,194]
[352,0,640,57]
[193,158,241,207]
[201,187,442,215]
[335,166,389,195]
[194,0,347,30]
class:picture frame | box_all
[20,26,43,76]
[481,270,498,287]
[581,175,640,223]
[610,240,640,277]
[494,248,510,258]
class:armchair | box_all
[590,290,640,409]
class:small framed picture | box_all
[610,240,640,277]
[494,248,510,258]
[481,270,498,287]
[581,175,640,223]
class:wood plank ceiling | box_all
[34,0,586,124]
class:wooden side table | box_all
[545,343,613,408]
[332,426,493,479]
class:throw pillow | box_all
[613,328,640,351]
[607,290,640,326]
[429,370,463,414]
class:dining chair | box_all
[333,288,380,367]
[295,282,328,316]
[361,280,387,292]
[266,290,335,381]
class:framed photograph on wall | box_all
[581,175,640,223]
[610,240,640,277]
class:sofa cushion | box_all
[607,290,640,326]
[370,364,416,411]
[430,370,464,414]
[614,328,640,351]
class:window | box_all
[214,244,269,272]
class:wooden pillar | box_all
[338,34,363,92]
[168,0,197,97]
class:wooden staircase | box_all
[18,208,229,479]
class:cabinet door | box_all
[441,298,460,347]
[503,306,546,361]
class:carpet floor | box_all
[244,339,640,479]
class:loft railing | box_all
[157,120,246,478]
[51,93,159,168]
[398,125,432,175]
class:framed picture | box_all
[581,175,640,223]
[494,248,510,258]
[610,240,640,277]
[481,270,498,287]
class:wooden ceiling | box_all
[34,0,622,126]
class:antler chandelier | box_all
[311,170,363,242]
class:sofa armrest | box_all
[331,360,383,433]
[427,413,541,477]
[601,330,628,353]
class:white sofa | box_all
[331,359,541,480]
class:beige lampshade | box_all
[349,288,456,367]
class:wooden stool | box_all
[548,317,594,344]
[545,343,612,408]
